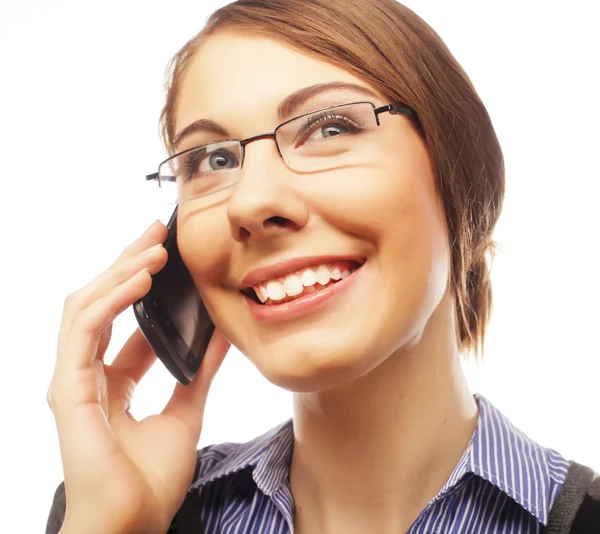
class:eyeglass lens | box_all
[158,102,380,204]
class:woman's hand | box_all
[48,220,230,534]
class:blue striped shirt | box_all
[189,395,570,533]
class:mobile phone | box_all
[133,207,215,385]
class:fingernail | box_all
[144,243,163,254]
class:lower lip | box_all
[244,265,363,323]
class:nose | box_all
[226,138,309,242]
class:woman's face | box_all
[174,31,451,393]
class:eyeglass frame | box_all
[145,101,420,202]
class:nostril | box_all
[264,216,294,229]
[234,215,298,241]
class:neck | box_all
[289,294,478,534]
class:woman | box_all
[45,1,599,533]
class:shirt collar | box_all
[463,394,564,525]
[190,419,294,492]
[191,394,564,524]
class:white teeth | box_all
[250,262,360,304]
[283,274,304,296]
[257,285,269,303]
[315,265,331,285]
[266,281,286,301]
[301,269,317,286]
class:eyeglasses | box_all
[146,101,417,204]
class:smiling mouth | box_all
[243,260,362,306]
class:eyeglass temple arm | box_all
[146,173,176,182]
[375,104,416,118]
[377,104,423,135]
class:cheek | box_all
[306,135,450,330]
[376,144,450,296]
[177,208,231,291]
[307,133,447,258]
[177,208,247,344]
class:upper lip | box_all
[240,255,366,289]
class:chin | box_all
[207,266,446,393]
[240,330,395,394]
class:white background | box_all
[0,1,599,531]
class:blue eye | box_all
[183,149,240,180]
[320,124,349,137]
[295,112,364,147]
[206,151,238,171]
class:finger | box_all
[56,220,166,344]
[120,219,167,259]
[57,245,167,360]
[110,328,157,384]
[57,269,153,373]
[59,244,166,337]
[64,244,166,326]
[96,324,112,363]
[161,329,230,442]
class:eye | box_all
[296,113,364,146]
[318,123,349,138]
[184,148,240,179]
[200,150,239,172]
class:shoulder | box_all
[547,461,600,533]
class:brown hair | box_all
[158,0,505,356]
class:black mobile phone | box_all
[133,207,215,385]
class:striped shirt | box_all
[189,394,570,533]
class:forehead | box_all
[174,30,384,136]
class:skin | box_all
[49,220,231,534]
[174,31,478,533]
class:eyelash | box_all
[302,111,361,133]
[183,149,233,180]
[289,111,364,148]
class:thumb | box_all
[161,329,230,441]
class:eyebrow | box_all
[172,81,380,150]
